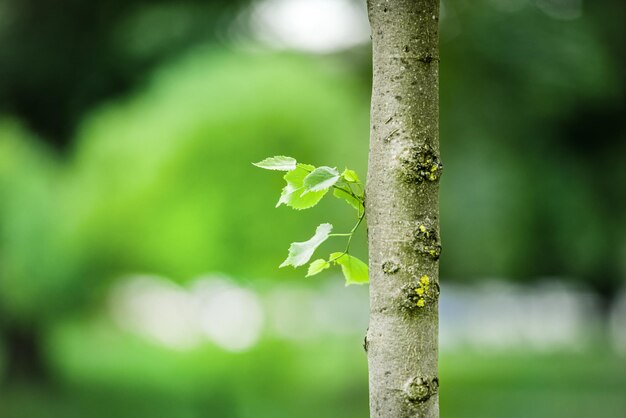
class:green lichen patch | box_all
[399,144,443,183]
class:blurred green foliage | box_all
[0,0,624,417]
[1,318,625,418]
[438,2,625,290]
[0,0,254,145]
[0,51,369,323]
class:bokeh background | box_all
[0,0,625,417]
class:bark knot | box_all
[399,144,443,184]
[401,275,439,311]
[417,53,438,64]
[412,222,441,260]
[404,376,439,404]
[382,260,400,274]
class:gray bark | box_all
[365,1,441,417]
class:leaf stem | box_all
[329,252,347,263]
[345,210,366,253]
[334,184,362,202]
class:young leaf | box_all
[280,223,333,268]
[341,168,360,183]
[333,187,364,214]
[303,166,340,193]
[306,259,330,277]
[253,156,297,171]
[277,164,328,210]
[330,252,369,285]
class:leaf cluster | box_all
[254,156,367,285]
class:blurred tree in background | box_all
[438,0,625,305]
[0,0,253,147]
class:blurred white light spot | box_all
[193,279,264,352]
[265,286,319,340]
[250,0,370,53]
[610,287,626,356]
[535,0,583,20]
[110,275,264,352]
[110,275,200,350]
[264,280,368,340]
[439,280,599,353]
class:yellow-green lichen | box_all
[400,144,443,184]
[413,223,441,260]
[402,275,438,310]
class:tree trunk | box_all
[365,1,441,417]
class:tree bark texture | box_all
[366,1,441,417]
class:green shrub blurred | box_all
[0,50,369,324]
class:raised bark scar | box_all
[399,144,443,184]
[402,275,439,310]
[404,376,439,404]
[412,222,441,260]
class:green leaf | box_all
[306,259,330,277]
[341,168,360,183]
[253,156,297,171]
[333,187,364,214]
[280,223,333,268]
[330,252,369,285]
[277,164,328,210]
[303,166,340,193]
